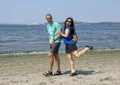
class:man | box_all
[43,14,62,76]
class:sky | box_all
[0,0,120,24]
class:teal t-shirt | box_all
[47,22,62,43]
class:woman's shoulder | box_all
[66,26,71,30]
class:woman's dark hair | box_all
[64,17,75,34]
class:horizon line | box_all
[0,21,120,25]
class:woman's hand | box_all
[57,30,62,35]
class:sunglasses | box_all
[46,18,52,20]
[67,20,72,23]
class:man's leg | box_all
[54,54,61,71]
[43,52,54,76]
[53,43,62,75]
[48,52,54,72]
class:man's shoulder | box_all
[47,24,49,28]
[54,22,60,26]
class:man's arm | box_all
[53,30,62,40]
[53,24,62,40]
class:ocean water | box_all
[0,23,120,54]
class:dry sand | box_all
[0,49,120,85]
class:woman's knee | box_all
[67,54,73,60]
[74,55,79,57]
[72,51,79,57]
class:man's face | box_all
[46,15,52,24]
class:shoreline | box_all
[0,48,120,56]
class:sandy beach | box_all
[0,49,120,85]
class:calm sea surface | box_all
[0,23,120,54]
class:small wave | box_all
[0,51,49,56]
[0,40,17,43]
[93,48,120,52]
[0,48,120,56]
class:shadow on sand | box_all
[63,70,95,75]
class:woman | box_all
[58,17,93,76]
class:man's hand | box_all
[50,40,54,45]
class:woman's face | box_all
[66,19,72,26]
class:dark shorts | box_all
[65,44,77,53]
[50,43,61,54]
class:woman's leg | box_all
[67,53,76,73]
[72,47,90,58]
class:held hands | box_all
[57,30,62,35]
[49,30,63,45]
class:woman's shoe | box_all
[70,71,78,76]
[86,46,93,50]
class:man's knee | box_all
[48,52,53,57]
[54,53,58,57]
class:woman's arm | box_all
[53,31,62,40]
[60,28,69,38]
